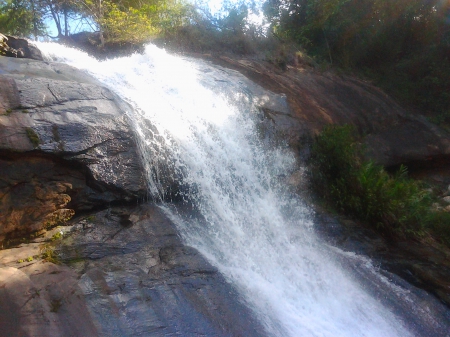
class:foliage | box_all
[41,244,60,263]
[74,0,192,46]
[51,231,63,241]
[25,127,40,147]
[0,32,7,54]
[0,0,46,38]
[263,0,450,120]
[100,2,157,44]
[161,0,266,54]
[0,0,192,46]
[310,125,449,242]
[427,211,450,247]
[85,215,96,222]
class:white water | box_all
[38,43,412,337]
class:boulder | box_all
[0,34,43,60]
[0,56,147,244]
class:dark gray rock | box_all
[2,35,43,60]
[364,116,450,167]
[58,204,267,337]
[313,210,450,337]
[194,59,305,148]
[0,56,147,242]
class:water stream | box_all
[38,43,429,336]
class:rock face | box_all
[203,55,450,168]
[314,210,450,336]
[193,58,305,150]
[60,204,267,337]
[0,51,267,337]
[0,34,43,60]
[0,205,267,337]
[1,44,450,336]
[0,56,146,244]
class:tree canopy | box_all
[263,0,450,118]
[0,0,192,43]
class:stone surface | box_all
[193,58,306,149]
[0,153,84,244]
[58,204,267,337]
[0,227,98,337]
[0,56,147,243]
[313,210,450,336]
[1,45,450,336]
[0,205,266,337]
[2,35,43,60]
[201,55,450,168]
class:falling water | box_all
[38,43,416,336]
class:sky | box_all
[44,0,266,38]
[201,0,267,26]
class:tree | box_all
[0,0,46,38]
[262,0,450,116]
[75,0,192,46]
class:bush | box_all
[310,125,447,241]
[428,212,450,247]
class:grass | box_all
[25,127,40,148]
[310,125,450,246]
[41,245,60,264]
[51,231,63,241]
[85,215,96,222]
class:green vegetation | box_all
[263,0,450,124]
[44,209,75,229]
[0,0,46,38]
[41,244,60,264]
[25,127,39,147]
[85,215,96,222]
[18,256,34,263]
[3,0,445,118]
[51,231,63,241]
[0,0,192,45]
[310,125,450,246]
[1,0,448,246]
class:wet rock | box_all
[193,59,304,148]
[0,56,147,243]
[202,55,450,169]
[57,204,267,337]
[314,210,450,336]
[0,34,43,60]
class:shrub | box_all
[427,211,450,247]
[41,245,60,264]
[310,125,442,240]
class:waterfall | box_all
[37,43,414,337]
